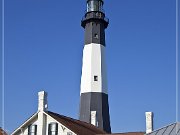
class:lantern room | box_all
[87,0,104,12]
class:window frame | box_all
[48,122,58,135]
[28,124,37,135]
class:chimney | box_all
[91,111,97,126]
[38,91,48,112]
[145,112,153,134]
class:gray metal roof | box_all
[146,122,180,135]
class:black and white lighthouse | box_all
[79,0,111,133]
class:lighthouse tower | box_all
[79,0,111,133]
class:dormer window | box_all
[48,122,58,135]
[28,125,37,135]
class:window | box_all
[67,132,72,135]
[94,76,98,81]
[28,125,37,135]
[94,33,98,39]
[48,123,58,135]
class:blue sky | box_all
[0,0,179,134]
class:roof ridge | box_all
[47,111,94,126]
[48,111,105,131]
[146,122,179,134]
[11,111,38,135]
[47,111,106,134]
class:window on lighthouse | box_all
[94,33,98,39]
[94,76,98,81]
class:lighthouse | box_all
[79,0,111,133]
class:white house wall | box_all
[11,112,76,135]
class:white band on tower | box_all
[80,43,107,94]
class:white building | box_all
[11,91,106,135]
[11,91,146,135]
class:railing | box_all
[86,8,105,13]
[83,9,105,14]
[82,11,109,23]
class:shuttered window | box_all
[28,125,37,135]
[48,123,58,135]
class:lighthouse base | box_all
[79,92,111,133]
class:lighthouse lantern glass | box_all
[87,0,103,12]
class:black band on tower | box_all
[82,12,108,45]
[79,92,111,133]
